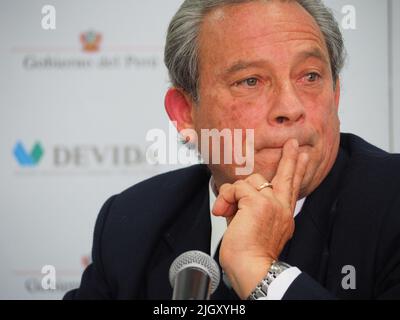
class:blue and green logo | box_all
[13,141,44,166]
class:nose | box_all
[267,82,305,126]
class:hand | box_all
[212,139,309,299]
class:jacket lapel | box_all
[280,147,349,285]
[145,176,211,299]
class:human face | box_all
[191,0,341,197]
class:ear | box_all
[165,88,196,133]
[334,78,341,112]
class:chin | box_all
[252,161,280,182]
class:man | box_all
[65,0,400,300]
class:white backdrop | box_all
[0,0,398,299]
[392,0,400,151]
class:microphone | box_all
[169,250,220,300]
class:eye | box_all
[236,77,259,87]
[304,72,321,82]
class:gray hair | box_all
[164,0,346,102]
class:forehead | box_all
[198,1,329,69]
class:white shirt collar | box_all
[209,176,306,257]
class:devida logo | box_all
[13,141,44,167]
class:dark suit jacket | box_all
[64,133,400,300]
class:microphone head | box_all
[169,250,221,294]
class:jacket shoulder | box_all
[113,164,210,212]
[95,164,211,297]
[341,133,400,180]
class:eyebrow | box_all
[294,48,329,65]
[223,48,329,76]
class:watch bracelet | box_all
[247,260,290,300]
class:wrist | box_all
[222,257,274,299]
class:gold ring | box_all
[257,182,273,191]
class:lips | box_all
[255,142,312,152]
[254,131,317,152]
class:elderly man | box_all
[65,0,400,300]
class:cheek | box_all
[308,94,339,133]
[199,96,265,131]
[227,104,254,129]
[309,104,340,166]
[224,96,268,130]
[304,94,339,141]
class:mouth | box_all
[256,144,312,153]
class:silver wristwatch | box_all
[247,261,291,300]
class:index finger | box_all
[271,138,299,204]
